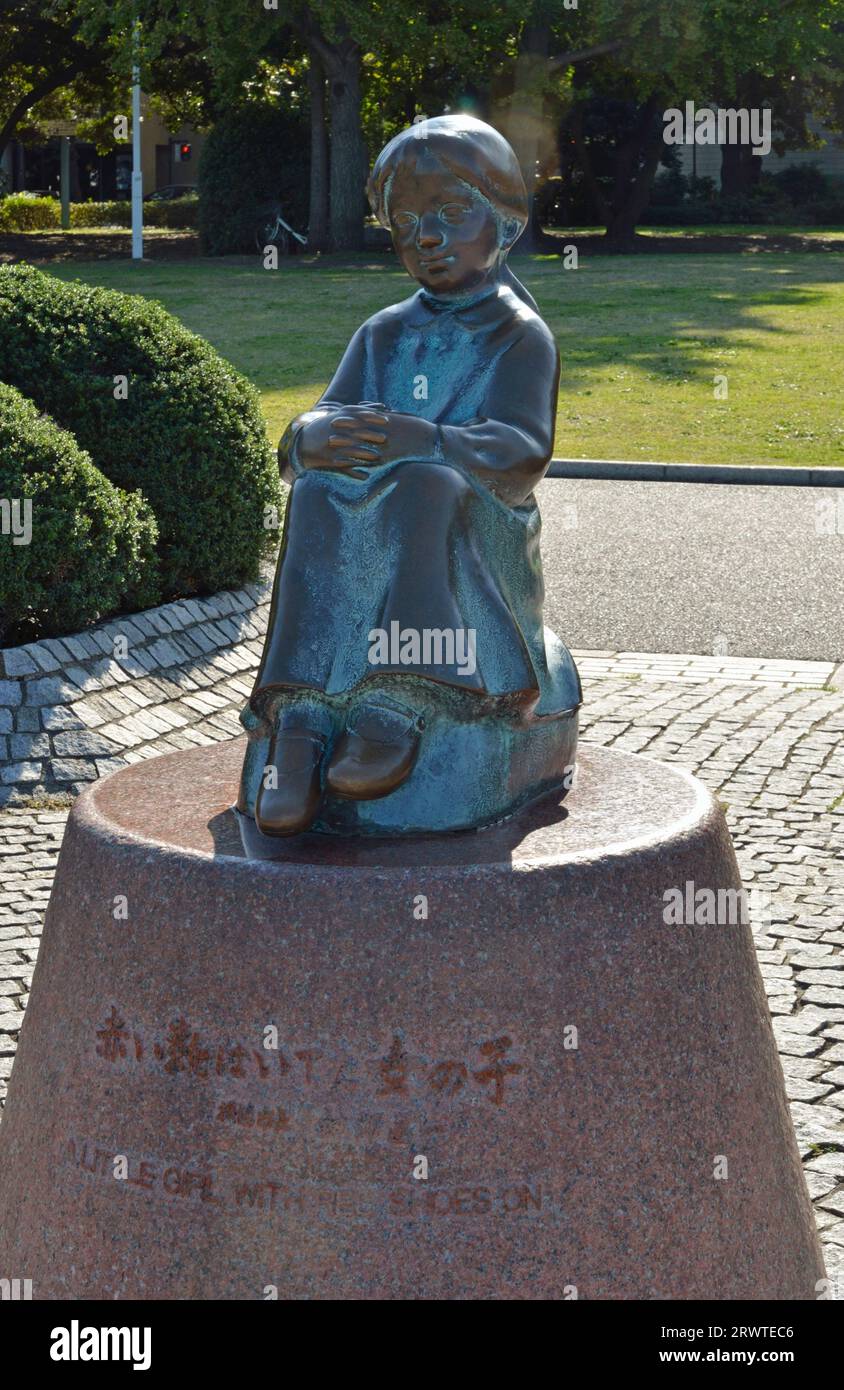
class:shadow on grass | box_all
[32,243,844,399]
[524,253,838,387]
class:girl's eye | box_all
[392,211,417,229]
[440,204,470,224]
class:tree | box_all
[552,0,844,247]
[703,1,844,197]
[79,0,530,250]
[0,1,119,166]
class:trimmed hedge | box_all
[0,193,60,231]
[0,194,199,232]
[198,104,309,255]
[0,382,159,645]
[70,197,199,229]
[0,264,280,600]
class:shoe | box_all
[255,729,326,836]
[326,702,423,801]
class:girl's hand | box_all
[298,405,439,477]
[327,408,438,470]
[297,403,389,478]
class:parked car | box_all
[144,185,197,202]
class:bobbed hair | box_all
[367,114,529,248]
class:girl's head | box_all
[368,115,528,298]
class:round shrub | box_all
[198,103,309,255]
[0,193,61,232]
[0,382,159,646]
[144,195,199,229]
[0,263,280,600]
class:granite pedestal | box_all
[0,740,824,1299]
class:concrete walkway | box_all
[538,479,844,662]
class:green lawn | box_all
[549,224,844,240]
[45,249,844,466]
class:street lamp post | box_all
[131,54,143,259]
[60,136,71,230]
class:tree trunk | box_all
[322,38,366,252]
[69,139,82,201]
[501,15,551,253]
[306,44,330,252]
[720,140,762,197]
[570,101,608,225]
[297,10,366,252]
[603,95,663,249]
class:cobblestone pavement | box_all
[1,648,842,1294]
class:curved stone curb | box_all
[548,459,844,487]
[0,578,272,804]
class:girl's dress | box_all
[248,279,581,722]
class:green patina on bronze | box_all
[237,115,581,842]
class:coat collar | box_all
[402,281,523,332]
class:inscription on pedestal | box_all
[61,1136,562,1224]
[82,1006,539,1213]
[93,1006,526,1119]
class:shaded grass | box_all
[44,249,844,466]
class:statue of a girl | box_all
[237,115,581,843]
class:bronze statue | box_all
[237,115,581,844]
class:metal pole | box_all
[131,57,143,259]
[60,137,70,230]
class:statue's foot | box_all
[255,730,327,836]
[325,700,423,801]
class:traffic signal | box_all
[174,142,192,163]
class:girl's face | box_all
[387,157,502,297]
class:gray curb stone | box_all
[548,459,844,487]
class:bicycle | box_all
[254,202,307,256]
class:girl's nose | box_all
[417,213,445,248]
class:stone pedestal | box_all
[0,740,823,1300]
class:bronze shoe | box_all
[326,702,423,801]
[255,729,326,837]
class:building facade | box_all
[0,96,204,200]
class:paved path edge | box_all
[548,460,844,487]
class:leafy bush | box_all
[69,197,199,229]
[0,196,198,232]
[642,202,718,226]
[769,163,830,206]
[808,196,844,225]
[198,103,309,254]
[0,194,60,231]
[0,382,159,645]
[715,183,803,225]
[145,195,199,229]
[649,165,689,208]
[0,264,280,600]
[644,158,844,229]
[69,199,131,228]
